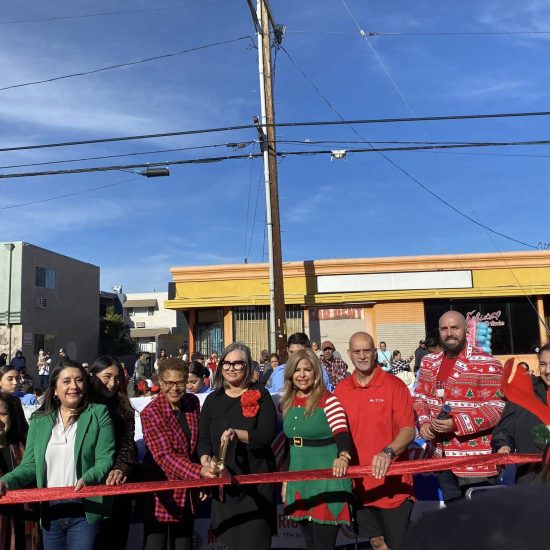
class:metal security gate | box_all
[234,305,304,360]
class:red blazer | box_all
[140,391,202,522]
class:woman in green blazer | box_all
[0,359,115,550]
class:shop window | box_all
[425,297,540,355]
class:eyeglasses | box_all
[160,379,187,390]
[221,360,246,371]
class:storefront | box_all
[165,251,550,366]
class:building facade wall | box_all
[165,251,550,367]
[20,243,100,372]
[124,291,188,357]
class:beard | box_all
[442,333,466,356]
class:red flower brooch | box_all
[241,389,261,418]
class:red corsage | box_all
[241,389,261,418]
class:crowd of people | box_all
[0,310,549,549]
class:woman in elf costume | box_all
[493,343,550,483]
[281,348,353,550]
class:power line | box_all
[287,29,550,37]
[0,142,253,170]
[279,45,538,250]
[243,142,257,260]
[5,138,543,171]
[4,110,550,153]
[0,36,253,92]
[6,139,550,179]
[0,176,139,210]
[0,2,239,25]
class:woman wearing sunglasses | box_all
[198,342,277,550]
[139,357,216,550]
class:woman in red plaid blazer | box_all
[140,358,216,550]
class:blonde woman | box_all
[280,349,353,550]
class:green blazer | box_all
[1,403,115,525]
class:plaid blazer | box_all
[140,391,202,522]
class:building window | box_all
[425,297,540,355]
[148,307,154,316]
[133,307,150,317]
[35,266,56,289]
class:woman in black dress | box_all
[198,342,277,550]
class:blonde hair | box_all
[280,348,325,418]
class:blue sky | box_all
[1,0,549,292]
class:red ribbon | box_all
[0,453,540,505]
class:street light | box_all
[3,243,15,362]
[142,166,170,178]
[122,165,170,178]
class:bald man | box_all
[413,310,504,505]
[335,332,415,550]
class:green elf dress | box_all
[283,390,353,525]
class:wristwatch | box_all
[381,446,396,459]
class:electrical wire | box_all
[0,4,238,25]
[3,110,550,153]
[7,139,550,179]
[0,176,139,210]
[244,142,257,261]
[246,168,264,262]
[279,45,539,250]
[0,142,254,170]
[287,29,550,37]
[0,36,253,92]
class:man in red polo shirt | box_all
[335,332,415,550]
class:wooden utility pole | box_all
[252,0,287,359]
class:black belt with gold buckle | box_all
[289,436,335,447]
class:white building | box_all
[123,291,188,357]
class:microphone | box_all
[436,404,452,420]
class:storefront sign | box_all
[309,307,362,321]
[466,310,505,327]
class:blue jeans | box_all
[42,503,100,550]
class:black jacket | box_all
[492,376,548,484]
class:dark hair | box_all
[287,332,310,348]
[269,353,280,362]
[0,353,6,367]
[0,392,27,445]
[379,341,386,346]
[89,355,128,395]
[0,364,18,379]
[517,361,530,371]
[392,350,401,359]
[424,330,441,349]
[189,361,210,379]
[158,357,189,378]
[538,343,550,356]
[213,342,255,391]
[191,351,204,362]
[88,355,134,422]
[36,360,89,424]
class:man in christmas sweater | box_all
[413,310,504,505]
